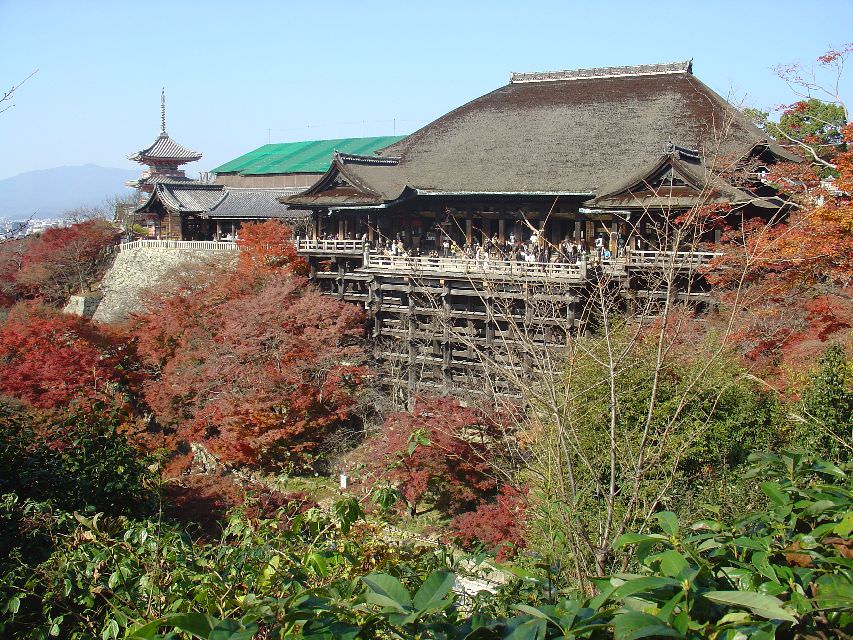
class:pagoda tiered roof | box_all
[128,132,202,163]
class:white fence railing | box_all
[628,250,721,267]
[365,253,587,280]
[295,238,365,253]
[117,240,239,252]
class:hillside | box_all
[0,164,138,219]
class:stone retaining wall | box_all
[91,247,237,324]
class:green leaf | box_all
[804,500,836,516]
[167,613,216,639]
[703,590,797,622]
[656,550,690,578]
[209,620,258,640]
[361,573,412,611]
[751,552,777,582]
[102,619,120,640]
[612,611,683,639]
[125,618,165,639]
[4,596,20,614]
[614,532,668,549]
[834,512,853,537]
[504,617,547,640]
[611,576,680,600]
[413,571,455,611]
[812,460,845,478]
[813,574,853,609]
[655,512,679,536]
[760,482,789,506]
[514,604,560,626]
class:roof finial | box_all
[160,87,166,135]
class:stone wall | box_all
[91,247,237,324]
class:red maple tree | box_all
[5,220,119,306]
[451,484,528,561]
[0,304,134,410]
[132,220,367,470]
[369,397,498,516]
[708,123,853,374]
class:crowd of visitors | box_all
[317,230,631,265]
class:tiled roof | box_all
[152,184,225,212]
[129,133,202,162]
[136,183,308,219]
[211,136,406,175]
[125,174,196,188]
[208,188,309,219]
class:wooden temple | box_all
[127,91,310,239]
[284,61,799,397]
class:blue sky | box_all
[1,0,851,181]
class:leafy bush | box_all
[369,397,498,517]
[0,401,154,518]
[452,485,528,561]
[0,498,450,640]
[799,344,852,462]
[2,450,850,639]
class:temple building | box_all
[287,61,796,253]
[283,61,799,397]
[211,136,405,188]
[130,133,404,239]
[126,90,202,193]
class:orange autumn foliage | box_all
[132,220,367,470]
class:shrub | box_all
[369,397,498,517]
[451,485,528,560]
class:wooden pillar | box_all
[407,278,416,397]
[465,218,473,246]
[610,219,619,254]
[498,218,505,243]
[441,282,452,395]
[338,218,345,239]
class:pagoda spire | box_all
[160,87,166,135]
[127,89,201,193]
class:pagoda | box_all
[127,89,202,193]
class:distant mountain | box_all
[0,164,139,220]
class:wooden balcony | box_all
[363,254,588,282]
[295,238,366,256]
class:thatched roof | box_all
[288,61,798,207]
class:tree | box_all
[0,70,37,116]
[236,219,307,278]
[133,223,367,471]
[0,304,135,410]
[770,44,851,171]
[451,484,527,560]
[368,397,499,517]
[8,220,119,305]
[799,344,852,462]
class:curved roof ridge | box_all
[129,132,202,162]
[510,60,692,84]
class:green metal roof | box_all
[211,136,406,176]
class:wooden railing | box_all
[365,253,587,280]
[117,240,239,252]
[628,250,721,267]
[295,238,365,253]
